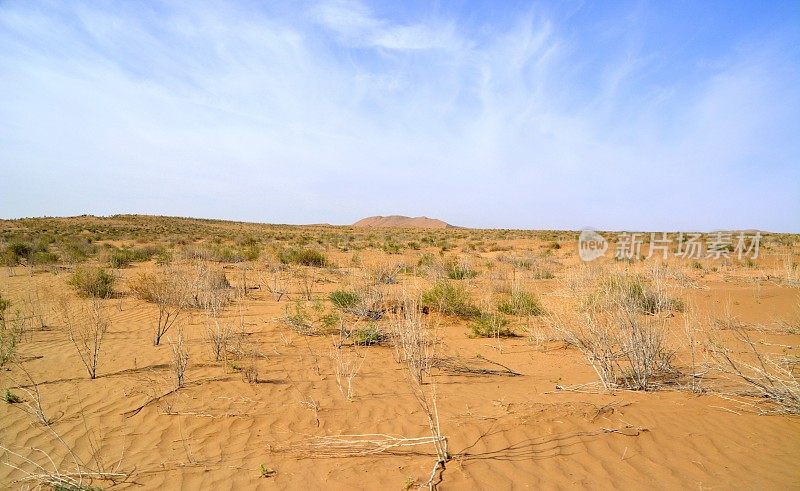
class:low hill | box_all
[352,215,453,229]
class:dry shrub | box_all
[168,328,189,388]
[557,303,676,390]
[262,265,289,301]
[130,270,186,346]
[330,344,365,400]
[709,328,799,414]
[205,314,231,363]
[1,298,23,367]
[391,300,449,483]
[1,368,130,487]
[60,297,109,379]
[184,260,232,310]
[554,266,686,390]
[130,262,231,345]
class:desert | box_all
[0,215,798,489]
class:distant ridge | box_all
[353,215,453,229]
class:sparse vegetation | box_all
[0,216,798,489]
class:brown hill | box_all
[352,215,453,229]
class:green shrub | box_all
[446,260,478,280]
[3,389,21,404]
[469,313,515,338]
[109,251,132,268]
[497,289,546,316]
[329,290,359,310]
[7,242,32,261]
[2,240,60,266]
[242,245,260,261]
[421,281,480,318]
[33,250,60,265]
[60,237,97,263]
[590,273,683,314]
[353,324,387,345]
[382,241,403,254]
[155,249,173,265]
[68,267,115,298]
[278,248,328,267]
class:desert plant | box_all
[330,344,365,400]
[60,297,109,379]
[262,266,288,301]
[7,364,52,425]
[4,388,21,404]
[0,293,11,318]
[0,304,23,367]
[353,324,387,346]
[130,270,188,345]
[497,288,546,316]
[282,300,340,336]
[23,285,50,330]
[168,328,189,388]
[558,304,676,390]
[445,259,478,280]
[469,313,515,338]
[391,301,449,485]
[205,314,231,363]
[709,328,799,414]
[0,377,130,487]
[340,286,385,320]
[585,269,683,315]
[329,290,359,310]
[68,267,115,298]
[421,281,480,319]
[278,247,327,267]
[242,350,259,384]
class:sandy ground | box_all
[1,224,798,490]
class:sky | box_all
[1,0,799,231]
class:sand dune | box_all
[353,215,454,228]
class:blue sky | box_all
[1,0,798,231]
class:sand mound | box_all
[353,215,453,228]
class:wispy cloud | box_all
[0,0,798,230]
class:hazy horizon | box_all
[2,1,799,232]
